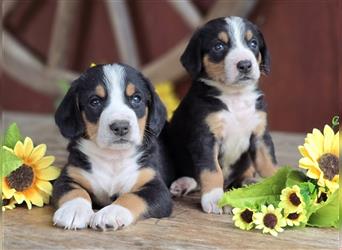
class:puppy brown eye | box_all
[213,42,225,52]
[249,39,258,49]
[89,97,101,107]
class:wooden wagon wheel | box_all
[1,0,257,97]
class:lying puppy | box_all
[53,63,173,230]
[168,16,277,214]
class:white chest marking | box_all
[212,90,261,177]
[78,139,141,206]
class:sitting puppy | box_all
[52,63,173,230]
[167,16,277,214]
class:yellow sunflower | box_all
[298,125,339,193]
[278,185,305,213]
[284,210,307,227]
[232,207,255,230]
[2,137,60,209]
[253,205,286,236]
[155,82,180,120]
[2,198,17,211]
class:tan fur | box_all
[82,112,99,140]
[67,166,93,192]
[114,193,147,220]
[257,52,262,64]
[200,145,223,194]
[95,84,106,98]
[205,112,225,139]
[131,167,156,192]
[138,108,148,139]
[126,83,136,96]
[218,31,229,43]
[245,30,253,41]
[58,188,91,208]
[203,55,226,83]
[254,111,267,137]
[255,142,277,177]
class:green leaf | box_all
[0,147,23,177]
[218,167,293,209]
[307,190,339,228]
[285,170,307,187]
[4,123,22,148]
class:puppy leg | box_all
[52,168,94,230]
[253,131,278,177]
[90,178,172,231]
[197,144,225,214]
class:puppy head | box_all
[55,64,166,151]
[181,16,270,87]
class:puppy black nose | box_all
[237,60,252,73]
[109,120,130,136]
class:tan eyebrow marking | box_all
[218,31,229,43]
[245,30,253,41]
[126,82,136,96]
[95,84,106,98]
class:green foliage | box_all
[307,191,339,228]
[3,123,22,148]
[218,167,292,209]
[1,147,22,177]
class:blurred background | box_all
[1,0,340,133]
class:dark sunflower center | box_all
[317,192,328,203]
[6,164,34,191]
[287,212,299,220]
[263,213,277,229]
[318,153,339,180]
[289,193,301,206]
[240,209,253,223]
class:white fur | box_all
[96,64,141,150]
[90,204,134,231]
[223,16,260,85]
[53,198,94,230]
[78,139,141,206]
[201,188,224,214]
[170,177,198,197]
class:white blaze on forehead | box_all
[103,64,126,103]
[225,16,245,48]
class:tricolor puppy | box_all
[52,63,173,230]
[168,16,277,214]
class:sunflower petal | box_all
[331,132,339,156]
[306,167,321,180]
[323,125,334,153]
[13,192,25,204]
[35,180,53,195]
[36,166,61,180]
[24,197,32,209]
[23,137,34,158]
[14,141,25,158]
[303,143,319,161]
[29,144,47,163]
[34,156,55,170]
[306,134,322,155]
[298,146,310,158]
[2,178,16,199]
[312,129,324,152]
[24,188,44,207]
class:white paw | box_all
[201,188,225,214]
[90,204,134,231]
[170,177,198,197]
[53,198,94,230]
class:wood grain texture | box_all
[2,112,339,250]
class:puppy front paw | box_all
[53,198,94,230]
[90,204,134,231]
[201,188,225,214]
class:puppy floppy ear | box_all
[55,81,84,140]
[180,30,203,78]
[258,31,271,75]
[142,76,167,137]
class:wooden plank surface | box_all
[1,112,339,250]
